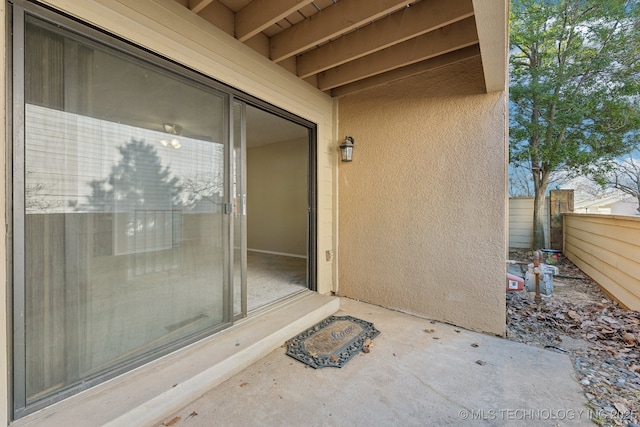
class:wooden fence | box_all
[564,214,640,311]
[508,197,549,249]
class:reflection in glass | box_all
[23,17,228,405]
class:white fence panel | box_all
[508,197,549,249]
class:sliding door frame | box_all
[232,98,317,294]
[8,0,318,418]
[9,2,236,416]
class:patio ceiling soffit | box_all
[183,0,485,97]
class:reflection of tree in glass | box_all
[25,171,63,213]
[85,139,182,211]
[181,172,223,207]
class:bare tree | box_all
[552,171,616,200]
[605,156,640,214]
[25,171,63,213]
[180,172,223,207]
[509,164,534,197]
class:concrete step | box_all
[16,292,339,427]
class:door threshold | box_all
[12,292,339,427]
[244,288,310,319]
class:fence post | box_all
[549,189,574,250]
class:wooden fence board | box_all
[564,214,640,310]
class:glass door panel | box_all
[243,105,310,311]
[231,102,312,316]
[19,15,230,408]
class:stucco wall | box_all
[338,57,507,335]
[247,139,308,256]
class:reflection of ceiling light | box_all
[161,123,182,149]
[163,123,182,135]
[159,138,181,149]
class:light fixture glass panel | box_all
[341,145,353,162]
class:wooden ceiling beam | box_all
[472,0,508,92]
[317,17,478,91]
[189,0,215,14]
[197,1,235,36]
[331,45,481,97]
[235,0,316,42]
[270,0,413,63]
[297,0,474,78]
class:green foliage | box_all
[509,0,640,246]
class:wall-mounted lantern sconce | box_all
[340,136,354,162]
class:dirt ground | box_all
[507,251,640,427]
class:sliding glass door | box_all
[242,104,312,312]
[11,0,317,418]
[232,102,315,316]
[13,6,232,416]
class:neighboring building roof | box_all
[574,193,636,210]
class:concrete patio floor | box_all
[158,297,592,427]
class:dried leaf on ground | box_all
[622,332,636,345]
[507,250,640,427]
[163,417,181,426]
[567,310,580,320]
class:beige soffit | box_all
[177,0,507,97]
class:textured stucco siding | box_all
[564,214,640,311]
[338,58,507,335]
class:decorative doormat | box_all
[285,315,380,368]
